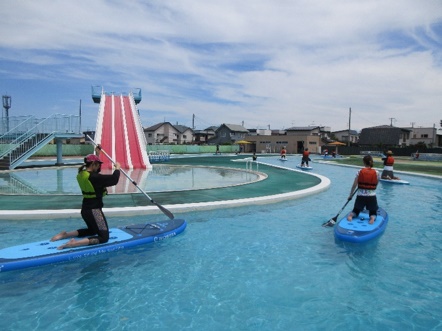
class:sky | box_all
[1,0,442,133]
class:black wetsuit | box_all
[77,170,120,245]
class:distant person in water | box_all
[381,150,400,180]
[301,148,310,167]
[347,155,379,224]
[280,146,287,159]
[51,145,121,250]
[252,152,257,161]
[414,150,419,160]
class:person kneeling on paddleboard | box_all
[347,155,379,225]
[51,145,121,250]
[381,150,400,180]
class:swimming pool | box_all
[0,156,441,330]
[0,164,264,194]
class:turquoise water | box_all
[0,157,441,330]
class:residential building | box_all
[247,128,272,136]
[358,125,411,147]
[286,126,329,153]
[194,126,217,144]
[245,126,322,154]
[332,129,359,144]
[406,126,440,147]
[174,124,194,144]
[208,123,249,145]
[143,122,194,145]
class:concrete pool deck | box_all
[0,155,330,220]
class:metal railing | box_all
[0,115,36,135]
[148,150,170,162]
[0,114,81,169]
[0,116,37,155]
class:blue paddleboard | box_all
[296,164,312,170]
[0,218,187,272]
[334,208,388,243]
[379,178,410,185]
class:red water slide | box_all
[99,95,114,170]
[98,95,147,170]
[122,96,145,168]
[114,96,130,168]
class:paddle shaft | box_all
[86,135,174,220]
[322,188,359,227]
[333,189,358,221]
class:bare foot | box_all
[51,231,68,242]
[347,213,354,221]
[369,216,376,224]
[57,238,77,250]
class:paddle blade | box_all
[322,217,337,227]
[154,201,175,220]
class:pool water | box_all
[0,164,262,194]
[0,157,441,330]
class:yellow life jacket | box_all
[77,171,107,198]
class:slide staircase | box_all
[0,114,80,170]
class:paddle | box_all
[86,135,174,220]
[322,189,358,227]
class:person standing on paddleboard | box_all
[51,145,121,249]
[301,148,310,167]
[347,155,379,224]
[280,146,287,159]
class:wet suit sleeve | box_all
[89,170,121,196]
[97,170,120,187]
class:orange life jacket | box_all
[385,156,394,166]
[358,168,378,190]
[303,151,309,157]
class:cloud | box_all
[1,0,441,131]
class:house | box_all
[193,126,217,144]
[143,122,194,145]
[332,129,359,144]
[285,126,327,153]
[247,128,272,136]
[405,126,440,147]
[173,124,194,144]
[208,123,249,145]
[245,126,322,154]
[358,125,411,147]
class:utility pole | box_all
[389,117,395,126]
[348,107,351,146]
[192,114,195,129]
[79,99,82,133]
[2,95,11,132]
